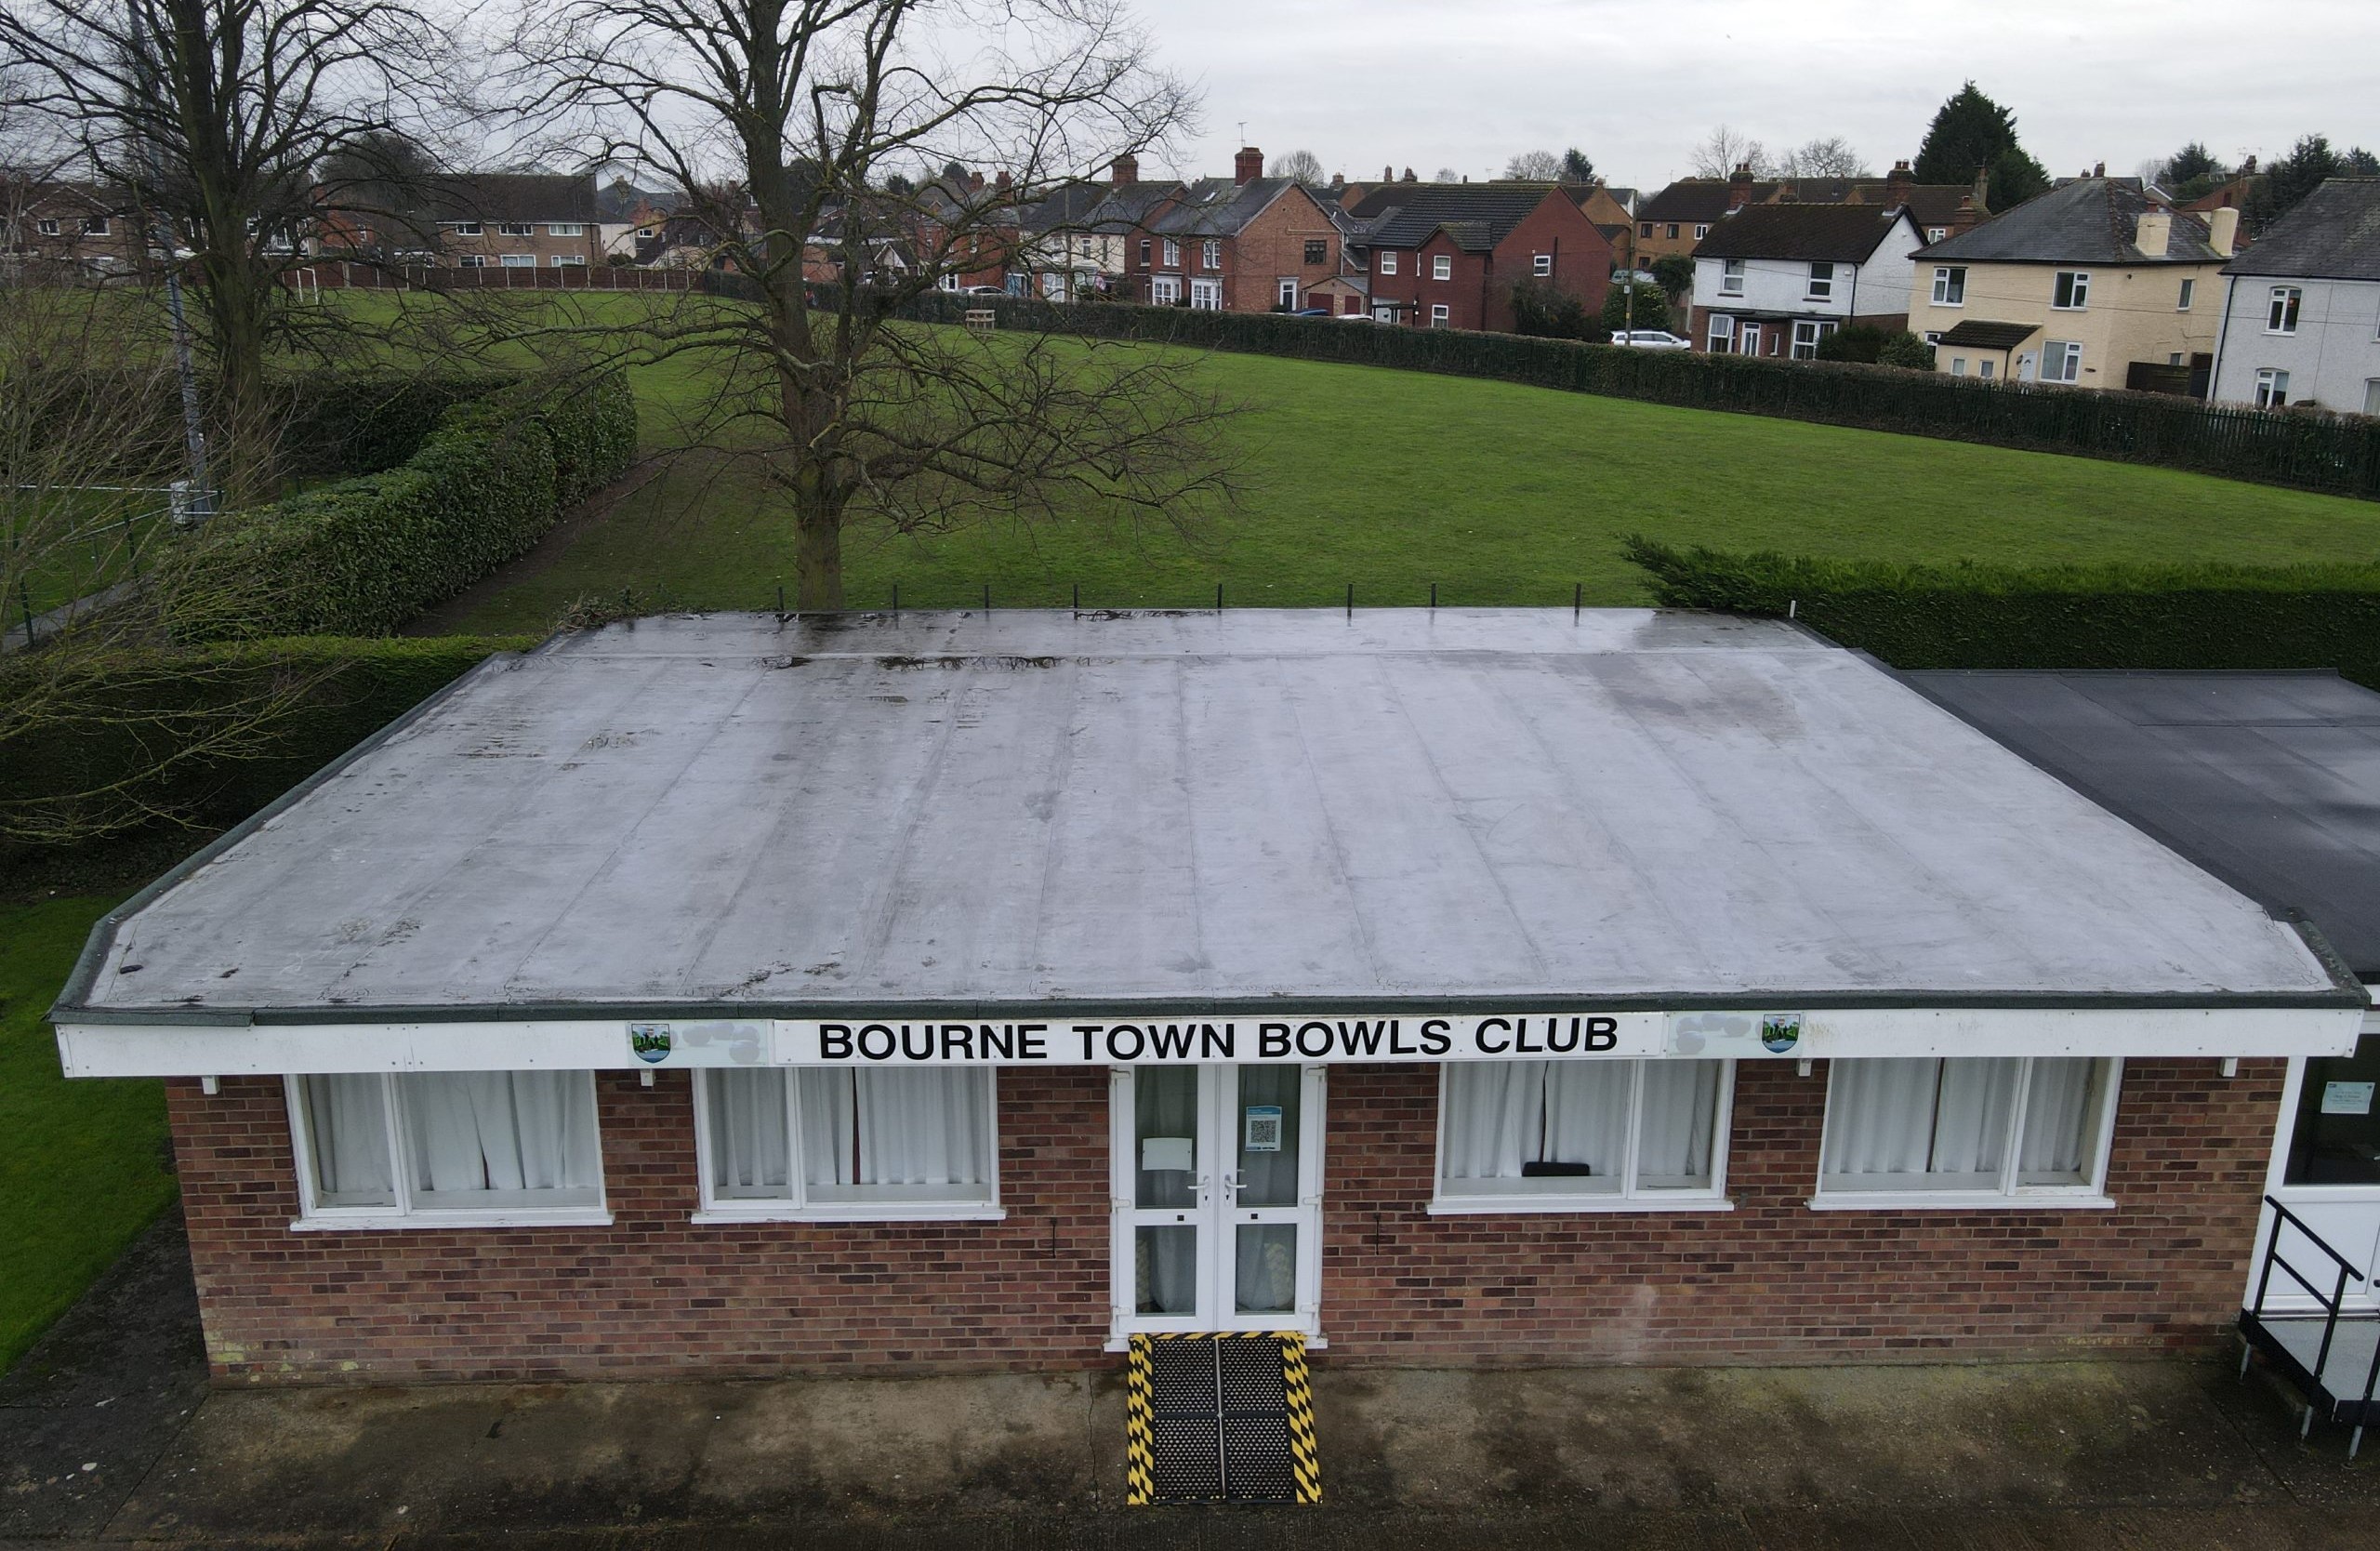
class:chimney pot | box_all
[1330,172,1344,190]
[2243,155,2257,175]
[995,169,1011,191]
[1728,162,1754,207]
[1110,154,1138,185]
[967,170,985,192]
[2093,161,2106,178]
[1402,166,1417,182]
[1235,146,1263,185]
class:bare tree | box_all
[1776,137,1868,179]
[0,0,462,499]
[1433,166,1461,182]
[511,0,1235,611]
[1268,148,1324,182]
[1687,126,1773,179]
[1503,149,1561,180]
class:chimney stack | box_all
[1329,172,1344,191]
[967,170,985,192]
[1970,164,1990,215]
[2207,205,2240,258]
[1110,153,1138,185]
[1727,162,1754,209]
[1950,193,1981,234]
[995,169,1011,192]
[2092,161,2106,178]
[1885,159,1913,206]
[2135,208,2171,258]
[1402,166,1417,182]
[2243,155,2258,176]
[1235,146,1263,185]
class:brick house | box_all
[1688,203,1924,357]
[51,612,2364,1386]
[1104,148,1342,312]
[1342,182,1616,330]
[0,177,143,273]
[1637,161,1988,266]
[320,173,604,271]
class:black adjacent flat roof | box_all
[1909,670,2380,978]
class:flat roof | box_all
[61,612,2344,1024]
[1907,669,2380,980]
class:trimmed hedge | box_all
[1624,537,2380,687]
[0,634,535,846]
[908,293,2380,500]
[186,372,636,639]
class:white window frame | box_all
[1189,277,1221,311]
[1977,358,1996,379]
[1950,356,1967,376]
[1432,253,1452,281]
[498,252,536,269]
[1925,226,1947,242]
[2052,270,2090,311]
[1806,260,1835,301]
[458,254,488,269]
[1149,274,1181,305]
[284,1071,612,1231]
[2268,285,2303,335]
[2364,378,2380,417]
[1429,302,1450,327]
[1378,251,1397,275]
[1532,252,1553,277]
[1931,265,1965,306]
[2256,367,2291,409]
[2042,339,2082,383]
[1720,258,1745,296]
[1791,319,1833,359]
[1809,1058,2122,1212]
[1694,223,1711,239]
[35,218,60,236]
[1429,1060,1737,1215]
[552,254,587,267]
[1706,314,1735,352]
[1277,278,1299,310]
[444,220,483,236]
[1200,238,1220,270]
[497,221,534,237]
[1161,238,1181,268]
[692,1067,1003,1224]
[2177,277,2195,311]
[546,222,586,237]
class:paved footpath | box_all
[6,1211,2378,1549]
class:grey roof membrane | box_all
[2222,179,2380,281]
[67,612,2339,1021]
[1915,176,2222,264]
[1907,670,2380,978]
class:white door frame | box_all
[1738,321,1764,357]
[1108,1064,1326,1347]
[2253,1038,2380,1313]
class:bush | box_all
[1601,280,1669,335]
[1509,278,1595,341]
[184,372,636,639]
[1813,325,1890,365]
[1876,332,1936,371]
[1622,537,2380,688]
[906,294,2380,500]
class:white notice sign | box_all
[2320,1080,2376,1116]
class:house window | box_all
[1931,266,1965,305]
[2267,285,2302,334]
[547,222,585,237]
[35,218,60,236]
[2052,270,2090,310]
[1719,258,1745,296]
[1149,275,1180,304]
[1665,222,1680,240]
[938,273,961,292]
[552,255,587,267]
[1694,223,1710,239]
[1201,239,1220,270]
[2255,367,2291,408]
[287,1071,607,1228]
[1926,226,1947,242]
[1432,254,1452,281]
[458,254,488,269]
[497,221,534,237]
[2177,277,2195,310]
[446,221,483,236]
[1806,260,1835,300]
[1950,356,1967,376]
[1791,319,1834,359]
[499,253,536,268]
[2366,378,2380,417]
[83,217,109,236]
[1706,315,1735,352]
[1138,238,1151,265]
[1638,221,1654,240]
[1429,303,1450,327]
[1533,253,1552,277]
[695,1067,998,1221]
[1378,251,1397,275]
[1815,1058,2119,1206]
[1189,278,1221,310]
[1161,238,1180,268]
[2041,339,2082,383]
[2170,351,2187,366]
[1977,358,1996,379]
[1922,331,1942,344]
[1433,1060,1732,1212]
[1277,278,1299,310]
[1078,236,1094,256]
[1303,238,1328,264]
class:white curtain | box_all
[800,1067,989,1189]
[402,1071,600,1199]
[1443,1061,1642,1186]
[1441,1061,1540,1182]
[1824,1059,2020,1183]
[1540,1063,1631,1179]
[301,1074,395,1206]
[707,1068,792,1198]
[1639,1061,1722,1185]
[2017,1058,2098,1180]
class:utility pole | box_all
[126,1,214,524]
[1622,219,1637,337]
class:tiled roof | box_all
[1344,182,1559,251]
[1147,178,1304,237]
[2221,178,2380,282]
[1693,203,1915,263]
[1936,320,2041,350]
[1641,176,1977,230]
[1082,179,1186,232]
[1916,177,2224,264]
[423,173,599,224]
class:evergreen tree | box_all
[2246,134,2378,231]
[1912,83,2049,207]
[2156,141,2225,201]
[1559,147,1596,183]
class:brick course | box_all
[171,1057,2282,1385]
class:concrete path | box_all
[5,1218,2377,1546]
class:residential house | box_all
[1635,161,1985,265]
[1906,177,2236,388]
[596,179,681,261]
[319,173,603,270]
[0,177,142,273]
[1012,178,1118,299]
[1342,180,1616,330]
[1111,148,1343,313]
[2208,178,2380,414]
[1689,203,1924,358]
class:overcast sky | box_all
[1129,0,2377,189]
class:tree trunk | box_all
[794,489,845,612]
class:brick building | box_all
[318,173,603,270]
[1635,161,1990,265]
[1,177,143,273]
[53,612,2366,1386]
[1342,182,1617,331]
[1104,148,1343,312]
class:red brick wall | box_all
[169,1056,2282,1385]
[1218,186,1342,312]
[1483,197,1616,334]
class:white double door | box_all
[1111,1064,1324,1340]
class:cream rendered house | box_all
[1906,178,2237,390]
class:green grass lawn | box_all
[440,346,2380,633]
[0,898,174,1369]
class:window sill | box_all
[290,1210,615,1233]
[1429,1195,1735,1215]
[1805,1193,2115,1213]
[692,1205,1007,1225]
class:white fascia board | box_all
[53,1001,2364,1079]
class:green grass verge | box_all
[0,896,173,1369]
[440,348,2380,632]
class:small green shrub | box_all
[1875,332,1936,371]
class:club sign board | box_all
[625,1011,1814,1067]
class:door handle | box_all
[1194,1172,1212,1205]
[1223,1170,1244,1201]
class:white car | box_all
[1609,329,1692,351]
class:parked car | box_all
[1291,306,1333,318]
[959,285,1007,296]
[1610,329,1692,351]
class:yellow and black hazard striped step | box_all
[1125,1332,1320,1505]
